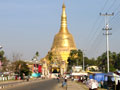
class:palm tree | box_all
[35,51,39,58]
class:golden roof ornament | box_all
[59,3,68,33]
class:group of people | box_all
[56,74,67,87]
[57,74,99,90]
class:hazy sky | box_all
[0,0,120,60]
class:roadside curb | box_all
[0,78,43,89]
[0,81,27,89]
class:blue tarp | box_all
[104,72,115,81]
[89,74,93,79]
[89,72,119,82]
[32,73,40,77]
[94,73,105,82]
[89,73,114,82]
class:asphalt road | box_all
[5,79,58,90]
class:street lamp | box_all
[0,45,2,49]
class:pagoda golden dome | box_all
[51,4,76,51]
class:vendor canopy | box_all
[89,72,120,83]
[89,73,107,82]
[71,72,88,76]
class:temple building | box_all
[41,4,77,76]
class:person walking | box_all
[26,75,30,82]
[57,77,60,83]
[86,79,99,90]
[71,76,74,81]
[62,76,67,87]
[65,76,67,83]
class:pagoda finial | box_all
[59,3,68,33]
[62,3,65,8]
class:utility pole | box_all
[82,50,86,71]
[77,59,78,66]
[83,52,85,71]
[76,54,78,66]
[100,12,114,72]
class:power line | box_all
[87,0,120,60]
[110,11,120,34]
[87,30,103,57]
[110,11,120,22]
[107,0,117,12]
[109,1,120,26]
[86,0,109,40]
[92,36,105,58]
[85,0,109,54]
[101,0,109,12]
[87,20,103,52]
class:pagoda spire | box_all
[59,3,69,33]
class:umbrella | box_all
[86,79,99,89]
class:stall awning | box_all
[71,72,88,76]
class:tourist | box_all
[71,76,74,81]
[62,76,67,87]
[26,75,30,82]
[57,76,60,83]
[64,76,67,83]
[86,79,99,90]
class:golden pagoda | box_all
[41,4,77,76]
[51,4,76,58]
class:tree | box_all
[67,49,120,72]
[97,51,116,72]
[85,57,97,68]
[67,49,83,72]
[0,50,5,62]
[109,52,117,72]
[35,51,39,57]
[32,51,39,60]
[12,60,30,79]
[115,53,120,70]
[1,59,9,72]
[12,53,22,61]
[0,50,9,72]
[97,52,107,72]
